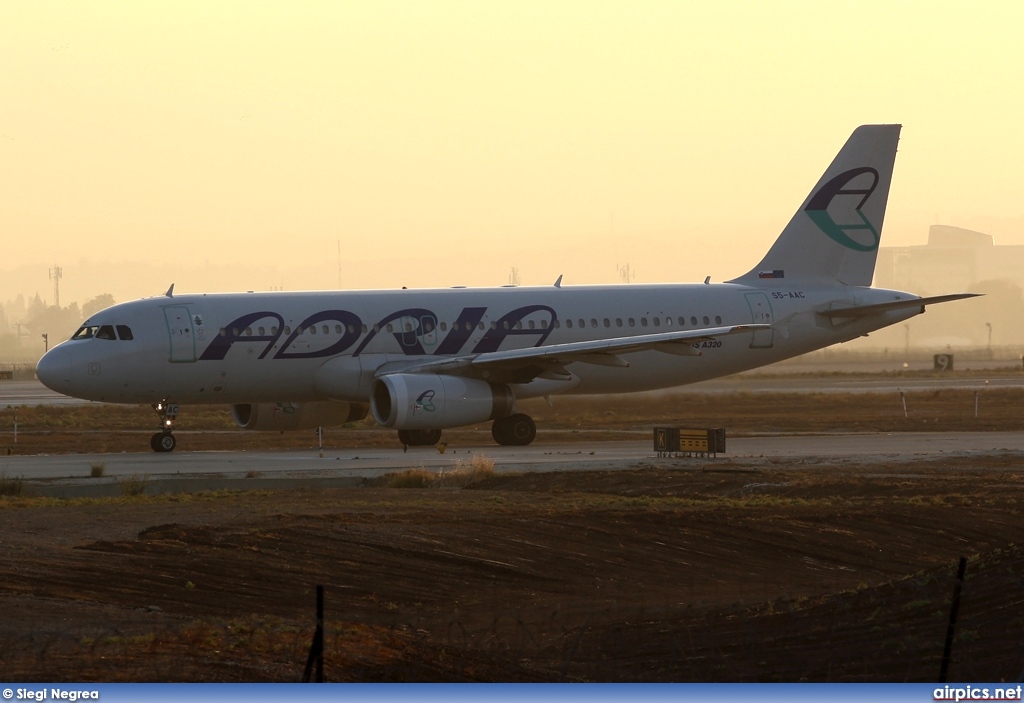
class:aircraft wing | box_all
[819,293,981,320]
[376,324,771,384]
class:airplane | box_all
[35,124,978,452]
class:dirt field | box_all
[2,382,1024,682]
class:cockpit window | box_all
[72,326,98,340]
[72,324,135,341]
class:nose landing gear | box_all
[150,402,179,452]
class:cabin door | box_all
[744,293,775,348]
[163,306,197,362]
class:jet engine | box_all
[231,401,368,431]
[371,374,514,430]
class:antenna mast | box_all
[616,263,634,284]
[49,265,63,307]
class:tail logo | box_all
[804,167,881,252]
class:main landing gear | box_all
[150,401,178,453]
[397,429,443,447]
[393,414,537,449]
[491,413,536,446]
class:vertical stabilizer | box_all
[730,124,901,286]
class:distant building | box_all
[875,225,1024,293]
[866,225,1024,349]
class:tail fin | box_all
[730,124,902,286]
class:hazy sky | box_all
[3,1,1023,306]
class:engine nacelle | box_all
[371,374,514,430]
[231,401,369,431]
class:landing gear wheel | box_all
[150,401,179,452]
[492,413,536,446]
[397,429,442,447]
[150,431,176,453]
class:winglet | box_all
[554,274,563,288]
[165,283,175,298]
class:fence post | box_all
[302,585,324,682]
[939,557,967,682]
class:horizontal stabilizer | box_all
[820,293,981,320]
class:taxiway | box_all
[6,432,1024,498]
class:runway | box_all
[7,432,1024,499]
[4,376,1023,498]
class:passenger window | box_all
[245,327,252,336]
[641,318,647,327]
[116,325,134,340]
[491,321,497,330]
[528,320,535,329]
[578,319,585,328]
[386,324,393,333]
[566,319,573,328]
[271,326,279,335]
[652,317,660,327]
[616,318,623,327]
[628,318,635,327]
[258,326,265,336]
[232,327,239,337]
[715,316,722,324]
[690,316,697,325]
[310,326,317,335]
[603,318,610,328]
[590,319,597,328]
[665,317,672,326]
[96,325,116,340]
[440,322,448,332]
[703,316,710,325]
[323,325,329,335]
[284,326,291,335]
[541,320,548,329]
[219,328,227,337]
[478,322,485,331]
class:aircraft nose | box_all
[36,344,73,394]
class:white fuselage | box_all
[37,280,919,406]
